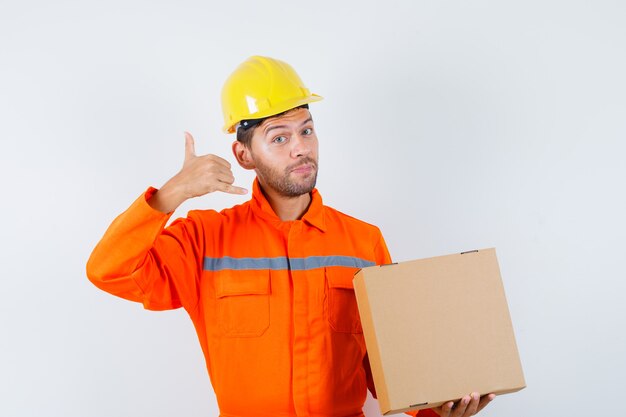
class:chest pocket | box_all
[325,267,362,333]
[215,270,271,337]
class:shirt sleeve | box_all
[86,187,204,311]
[374,230,392,266]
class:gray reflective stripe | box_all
[289,256,375,270]
[203,255,375,272]
[203,256,288,271]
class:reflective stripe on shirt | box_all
[203,255,376,271]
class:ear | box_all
[232,140,255,170]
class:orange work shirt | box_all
[87,178,425,417]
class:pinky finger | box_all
[219,183,248,195]
[476,394,496,413]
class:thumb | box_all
[184,131,196,163]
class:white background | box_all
[1,1,625,416]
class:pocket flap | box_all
[325,267,359,289]
[216,270,271,298]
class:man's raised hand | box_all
[148,132,248,213]
[181,132,248,197]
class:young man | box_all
[87,56,494,417]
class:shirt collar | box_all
[250,177,327,232]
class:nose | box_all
[290,133,313,158]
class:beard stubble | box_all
[254,156,319,198]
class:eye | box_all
[273,135,287,144]
[302,127,313,135]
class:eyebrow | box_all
[264,117,313,135]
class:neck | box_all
[258,182,312,221]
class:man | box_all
[87,56,494,417]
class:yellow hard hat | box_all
[221,56,323,134]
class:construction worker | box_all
[86,56,495,417]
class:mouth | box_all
[290,163,316,174]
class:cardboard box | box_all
[353,248,525,415]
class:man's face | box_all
[249,107,319,198]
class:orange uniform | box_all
[87,178,427,417]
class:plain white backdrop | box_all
[1,1,625,416]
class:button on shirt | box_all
[87,178,422,417]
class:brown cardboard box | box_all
[353,248,525,415]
